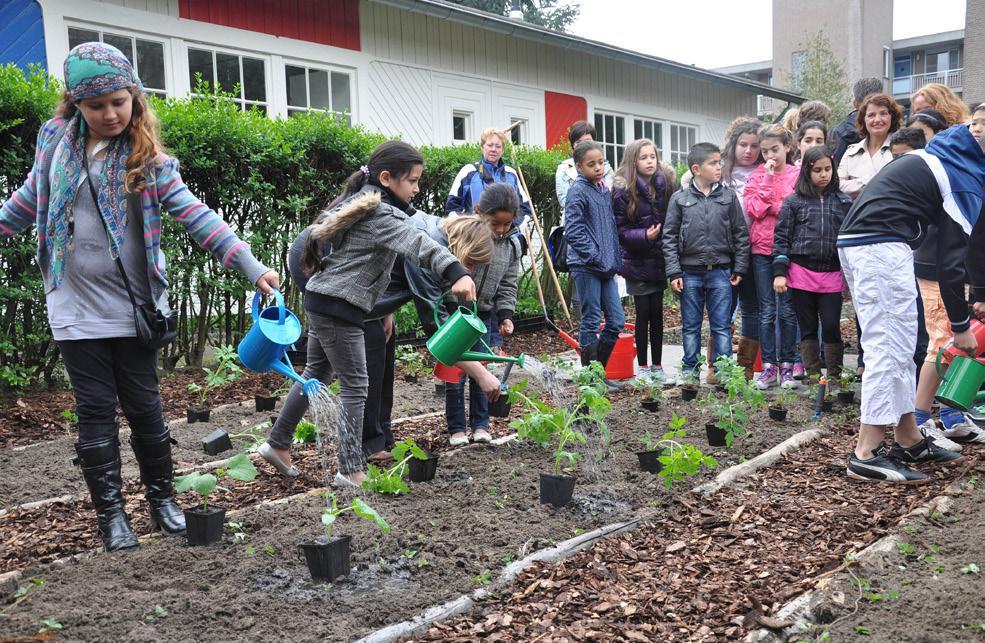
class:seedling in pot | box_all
[256,380,291,412]
[300,491,390,582]
[632,377,665,411]
[186,345,243,422]
[175,452,258,546]
[702,357,765,447]
[768,391,797,421]
[637,413,718,486]
[678,355,704,400]
[396,345,426,383]
[362,438,430,494]
[836,374,857,403]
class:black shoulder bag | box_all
[84,156,177,350]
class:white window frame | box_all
[594,111,627,167]
[632,117,664,156]
[883,46,892,79]
[65,23,170,97]
[507,117,528,146]
[452,110,474,143]
[283,60,355,123]
[185,43,271,113]
[668,122,698,166]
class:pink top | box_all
[788,262,844,293]
[743,164,800,255]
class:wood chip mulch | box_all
[411,431,978,642]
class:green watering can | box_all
[934,351,985,412]
[426,298,525,369]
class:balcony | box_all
[892,69,963,98]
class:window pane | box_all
[309,69,329,110]
[331,72,350,114]
[242,57,265,102]
[68,28,99,50]
[216,52,240,95]
[615,116,624,144]
[594,113,604,140]
[136,39,165,90]
[285,65,307,108]
[615,146,624,166]
[453,115,466,141]
[604,115,614,142]
[103,33,134,63]
[634,120,642,139]
[188,49,214,90]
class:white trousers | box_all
[839,243,918,426]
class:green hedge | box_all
[0,64,569,389]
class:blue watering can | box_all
[237,290,322,397]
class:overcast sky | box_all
[569,0,966,70]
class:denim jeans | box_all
[445,338,490,433]
[752,254,798,364]
[681,268,733,371]
[736,269,759,339]
[571,269,625,348]
[485,310,502,348]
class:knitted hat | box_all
[64,42,142,102]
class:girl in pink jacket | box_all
[744,124,802,389]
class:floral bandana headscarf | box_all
[47,42,142,288]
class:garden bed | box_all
[0,384,829,640]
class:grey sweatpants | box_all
[266,311,367,474]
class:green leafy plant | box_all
[228,522,248,544]
[228,421,270,451]
[701,356,766,447]
[679,355,706,388]
[770,390,798,410]
[362,438,428,495]
[293,419,318,444]
[472,569,492,586]
[838,373,857,391]
[395,345,427,378]
[60,408,77,437]
[144,604,169,622]
[186,345,243,409]
[641,413,718,489]
[38,618,63,633]
[572,360,607,394]
[11,578,45,608]
[961,563,980,574]
[174,452,258,511]
[320,491,390,540]
[632,377,665,402]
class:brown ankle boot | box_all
[799,339,823,378]
[824,342,844,382]
[705,336,718,385]
[737,337,759,381]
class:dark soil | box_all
[819,465,985,642]
[0,386,825,641]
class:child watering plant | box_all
[0,43,280,551]
[613,138,674,383]
[771,146,852,380]
[563,141,625,379]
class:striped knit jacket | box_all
[0,118,269,310]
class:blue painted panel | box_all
[0,0,47,71]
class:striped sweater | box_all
[0,118,269,310]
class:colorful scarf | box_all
[46,42,141,288]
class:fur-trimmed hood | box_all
[311,189,382,242]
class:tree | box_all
[446,0,580,32]
[789,30,851,123]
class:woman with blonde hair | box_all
[0,42,279,550]
[910,82,971,126]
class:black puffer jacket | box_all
[772,190,852,277]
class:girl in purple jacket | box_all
[613,139,675,382]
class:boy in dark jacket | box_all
[663,143,751,380]
[564,140,625,372]
[838,125,985,484]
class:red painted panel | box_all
[545,90,588,151]
[178,0,361,51]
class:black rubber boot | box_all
[579,342,599,367]
[130,431,186,535]
[596,338,624,391]
[75,437,139,551]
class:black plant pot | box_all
[184,506,225,546]
[681,386,698,401]
[768,406,788,422]
[255,395,278,412]
[187,408,211,424]
[539,473,576,507]
[403,374,419,384]
[408,455,438,482]
[488,395,512,418]
[822,399,834,412]
[299,536,351,582]
[434,382,445,396]
[640,399,660,412]
[837,390,856,404]
[202,429,233,456]
[705,422,727,447]
[636,450,665,473]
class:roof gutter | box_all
[370,0,803,104]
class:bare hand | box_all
[255,270,280,295]
[383,314,394,342]
[451,275,477,302]
[953,327,979,356]
[477,369,501,402]
[499,319,514,336]
[730,274,742,286]
[764,159,777,174]
[645,223,662,241]
[671,278,683,293]
[773,276,787,294]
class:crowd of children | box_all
[3,43,985,550]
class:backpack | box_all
[547,226,569,273]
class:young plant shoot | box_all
[362,438,428,495]
[186,345,243,409]
[174,452,258,511]
[321,492,390,541]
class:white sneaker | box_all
[633,367,651,385]
[653,367,677,386]
[943,414,985,445]
[449,432,469,446]
[919,419,963,453]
